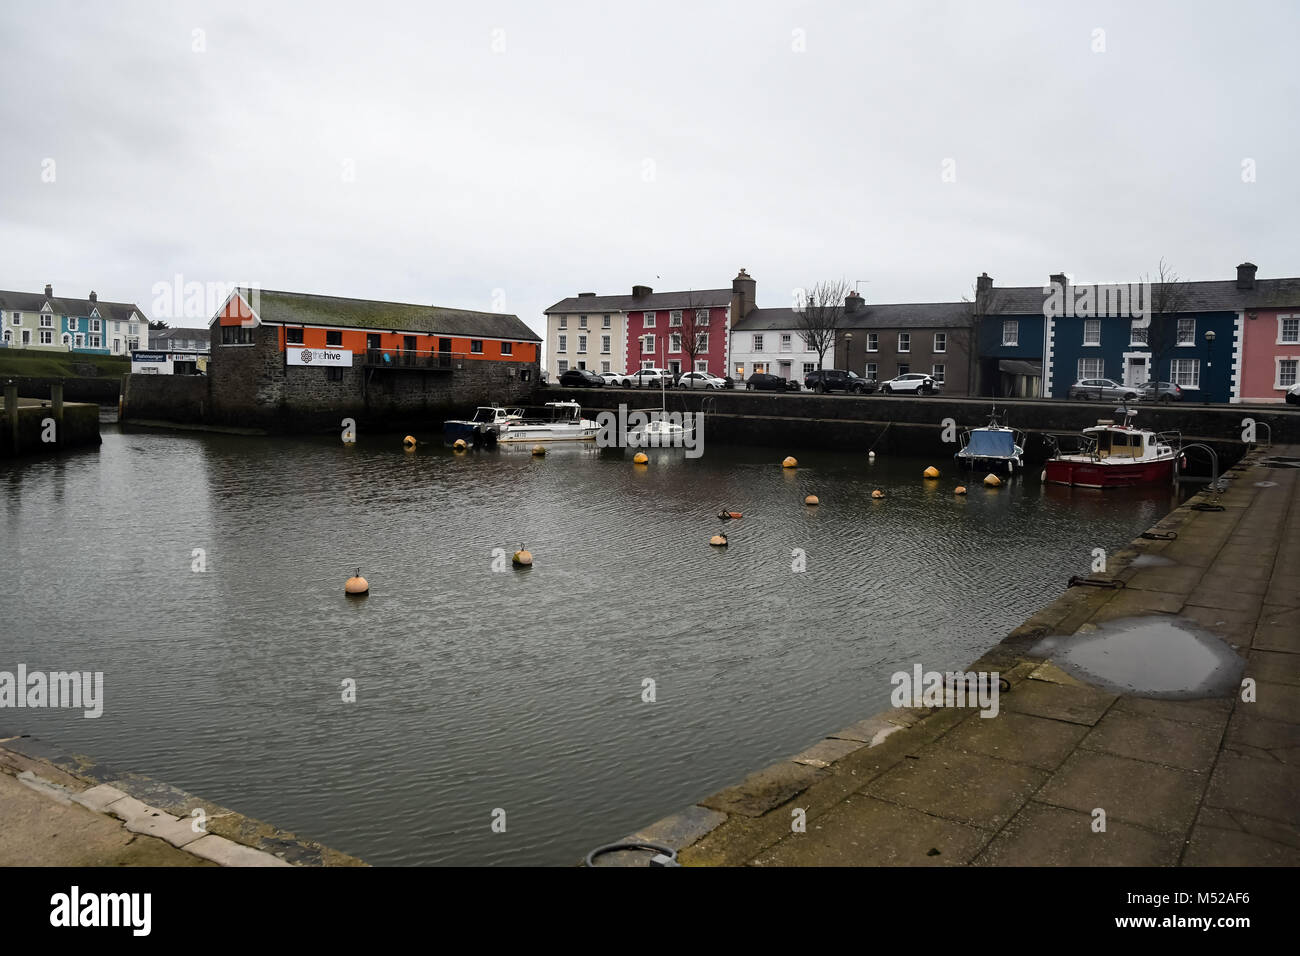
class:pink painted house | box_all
[1237,264,1300,402]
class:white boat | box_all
[443,405,524,443]
[630,413,695,444]
[956,407,1025,471]
[496,402,600,442]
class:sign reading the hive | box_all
[287,348,353,367]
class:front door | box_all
[1125,356,1147,388]
[21,330,31,346]
[403,336,416,352]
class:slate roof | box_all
[734,302,975,331]
[545,288,733,314]
[151,327,210,349]
[0,289,144,323]
[236,288,540,341]
[982,277,1300,315]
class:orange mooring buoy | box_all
[345,568,369,596]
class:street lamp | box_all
[844,332,853,372]
[1205,329,1215,368]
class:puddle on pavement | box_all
[1130,554,1177,568]
[1031,616,1245,698]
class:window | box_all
[557,334,567,353]
[933,333,946,353]
[287,328,304,344]
[1170,358,1200,388]
[112,339,120,354]
[867,332,878,352]
[865,362,877,380]
[670,333,681,353]
[1130,321,1147,345]
[753,334,764,351]
[780,334,792,352]
[501,341,512,355]
[642,334,655,353]
[1083,320,1100,345]
[40,329,53,345]
[367,333,381,349]
[115,321,121,333]
[897,363,909,376]
[579,315,587,328]
[644,312,656,327]
[1177,317,1195,345]
[74,333,84,347]
[60,333,70,346]
[559,316,567,329]
[1078,357,1104,380]
[221,326,256,345]
[601,361,610,373]
[325,330,342,346]
[1277,358,1298,389]
[695,309,709,322]
[1,330,9,344]
[91,318,101,332]
[932,364,945,384]
[326,367,343,381]
[470,340,484,354]
[753,362,767,374]
[695,332,708,352]
[10,312,19,325]
[68,317,78,331]
[577,335,586,353]
[557,360,568,373]
[1278,316,1299,344]
[1001,320,1018,346]
[898,333,910,353]
[40,314,53,328]
[602,315,611,328]
[90,334,101,348]
[641,359,653,369]
[735,364,746,378]
[802,362,816,376]
[601,335,610,354]
[669,311,682,326]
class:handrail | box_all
[362,348,469,369]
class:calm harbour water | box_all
[0,426,1177,865]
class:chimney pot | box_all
[1236,262,1257,290]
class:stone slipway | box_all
[0,733,364,867]
[599,445,1300,867]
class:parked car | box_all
[558,367,604,388]
[880,372,939,395]
[626,367,675,388]
[805,369,875,394]
[677,371,726,389]
[1068,378,1138,402]
[1136,380,1183,404]
[601,370,631,387]
[745,373,801,392]
[1287,383,1300,405]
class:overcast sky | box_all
[2,0,1296,339]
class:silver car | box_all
[1068,378,1139,401]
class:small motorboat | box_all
[956,407,1025,472]
[496,402,600,442]
[717,510,743,520]
[443,405,523,444]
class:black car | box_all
[805,369,875,394]
[558,368,604,388]
[745,373,801,392]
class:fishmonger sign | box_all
[286,348,353,367]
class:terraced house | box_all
[0,284,147,356]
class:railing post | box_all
[4,381,18,454]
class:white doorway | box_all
[1123,353,1148,388]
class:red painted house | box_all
[1235,265,1300,401]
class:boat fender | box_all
[804,495,819,506]
[954,486,967,495]
[513,546,533,567]
[709,533,728,547]
[871,489,885,499]
[923,466,939,479]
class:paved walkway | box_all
[0,736,365,866]
[619,445,1300,866]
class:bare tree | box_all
[797,279,851,372]
[962,275,1003,396]
[1138,258,1191,383]
[676,290,713,383]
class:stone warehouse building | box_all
[126,287,541,429]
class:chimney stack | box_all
[632,284,653,298]
[44,283,53,298]
[89,290,97,303]
[844,289,864,314]
[976,273,992,295]
[1049,273,1068,290]
[731,268,756,319]
[1236,262,1257,290]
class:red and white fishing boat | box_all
[1044,409,1181,488]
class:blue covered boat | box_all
[956,408,1025,471]
[443,406,523,444]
